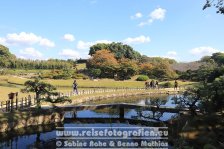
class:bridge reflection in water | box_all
[62,103,188,123]
[1,95,186,148]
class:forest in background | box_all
[1,43,224,83]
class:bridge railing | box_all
[59,87,146,97]
[0,88,145,112]
[0,87,181,113]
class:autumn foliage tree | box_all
[117,58,139,80]
[140,61,177,80]
[87,43,178,80]
[140,63,154,76]
[87,49,118,78]
[151,61,177,79]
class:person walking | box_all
[145,81,148,89]
[174,80,178,90]
[73,79,78,94]
[155,81,159,89]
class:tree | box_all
[139,56,177,64]
[172,88,201,116]
[203,0,224,14]
[0,44,16,58]
[151,61,178,80]
[196,62,218,83]
[117,58,138,80]
[0,45,74,70]
[87,49,118,78]
[21,78,71,109]
[88,68,101,78]
[200,76,224,113]
[0,44,16,68]
[211,52,224,65]
[134,96,168,121]
[140,63,154,76]
[173,75,224,115]
[89,43,109,56]
[89,42,141,60]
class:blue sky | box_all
[0,0,223,62]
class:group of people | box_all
[73,79,179,94]
[145,80,179,90]
[145,80,159,89]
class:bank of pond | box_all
[0,94,222,149]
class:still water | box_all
[0,94,178,149]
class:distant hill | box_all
[172,61,204,72]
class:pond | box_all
[0,94,179,149]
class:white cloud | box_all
[63,34,75,42]
[147,51,178,60]
[138,7,166,27]
[95,40,112,44]
[166,51,177,59]
[77,40,94,50]
[77,36,150,50]
[138,19,153,27]
[19,47,43,59]
[6,32,41,45]
[0,37,6,45]
[190,46,220,56]
[39,38,55,48]
[131,12,143,19]
[0,32,55,48]
[17,55,27,59]
[77,40,112,50]
[123,35,150,44]
[59,49,80,59]
[150,8,166,21]
[167,51,177,57]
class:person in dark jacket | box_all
[73,80,78,94]
[174,80,178,90]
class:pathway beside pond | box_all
[0,87,182,112]
[42,87,182,107]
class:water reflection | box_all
[0,94,179,149]
[78,95,178,122]
[132,96,169,121]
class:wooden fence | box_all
[0,88,146,112]
[0,95,35,112]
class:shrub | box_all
[136,75,149,81]
[161,82,173,88]
[39,69,74,80]
[53,73,71,80]
[88,68,101,78]
[73,73,89,80]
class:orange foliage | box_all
[140,63,154,70]
[89,49,118,68]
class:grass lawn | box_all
[4,75,197,88]
[45,79,145,88]
[0,86,35,102]
[0,75,197,101]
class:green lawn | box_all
[4,75,197,88]
[0,75,197,101]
